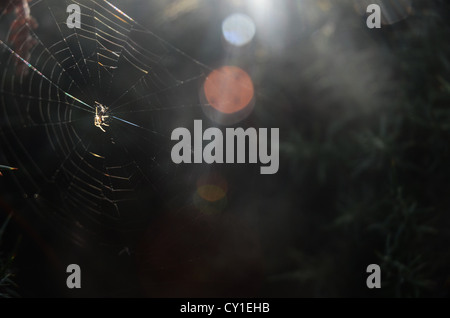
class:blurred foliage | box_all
[0,214,18,298]
[269,0,450,297]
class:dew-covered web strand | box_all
[0,2,102,220]
[0,0,210,225]
[63,0,200,133]
[2,0,157,132]
[0,1,152,214]
[56,0,165,215]
[4,0,189,146]
[0,39,94,113]
[7,0,178,134]
[96,0,212,113]
[47,2,92,98]
[65,0,171,212]
[4,0,96,113]
[0,6,86,193]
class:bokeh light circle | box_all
[194,172,228,214]
[201,66,255,125]
[222,13,256,47]
[204,66,254,114]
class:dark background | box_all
[1,0,450,297]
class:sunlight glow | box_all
[222,13,256,47]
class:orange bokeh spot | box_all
[203,66,254,114]
[197,185,226,203]
[196,172,228,202]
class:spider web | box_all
[0,0,210,245]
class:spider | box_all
[94,102,109,132]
